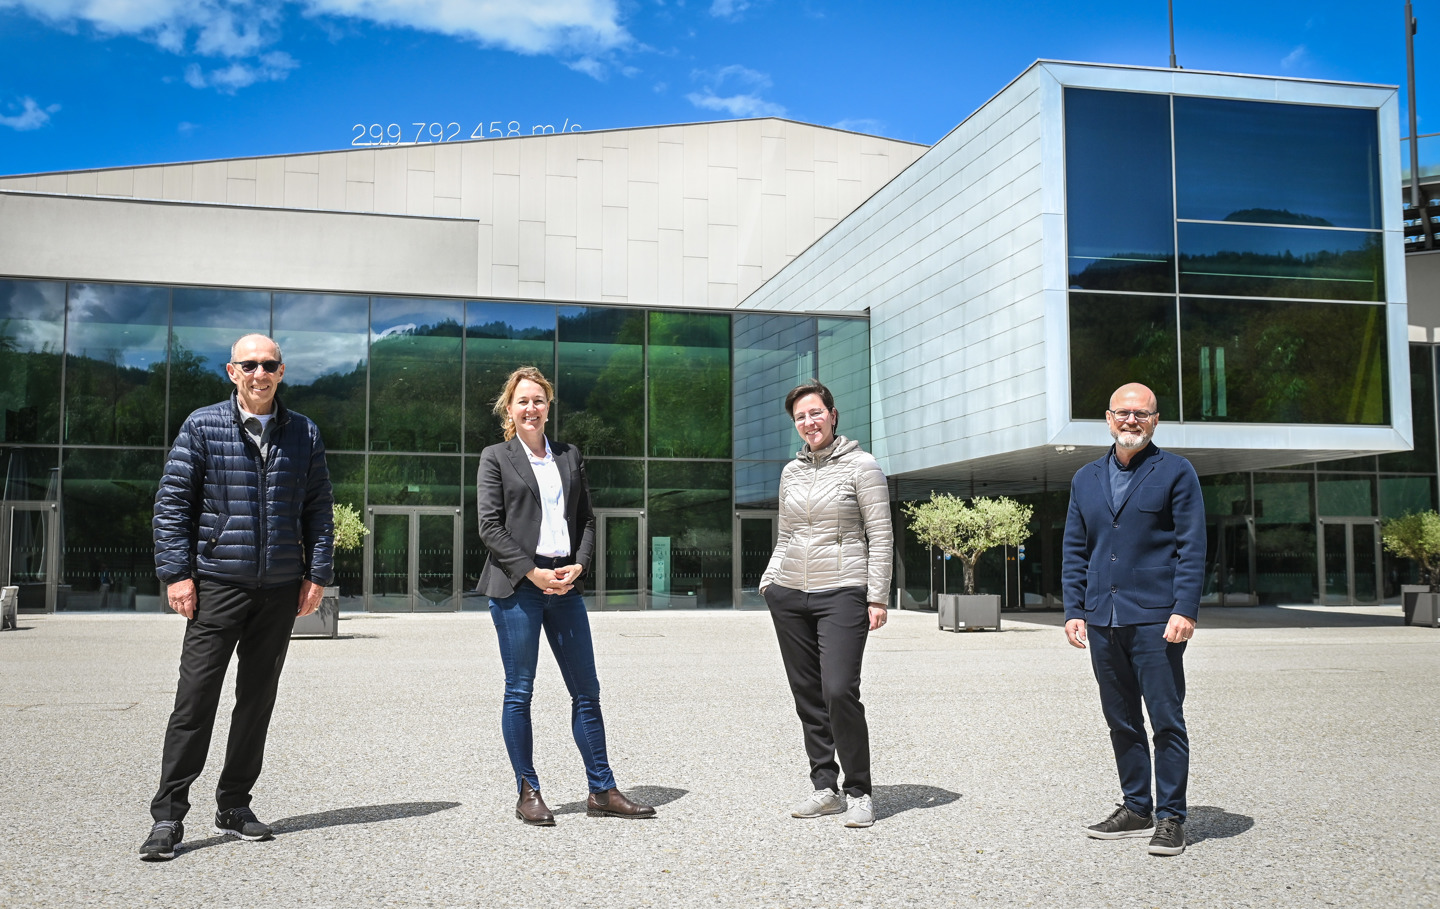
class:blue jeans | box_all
[489,580,616,795]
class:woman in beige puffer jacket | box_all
[759,381,892,829]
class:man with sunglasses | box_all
[141,334,333,861]
[1062,382,1205,857]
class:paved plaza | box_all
[1,604,1437,908]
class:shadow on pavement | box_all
[553,785,689,816]
[1003,606,1406,630]
[1187,805,1255,843]
[178,801,461,855]
[873,784,961,821]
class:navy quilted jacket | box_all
[154,392,335,588]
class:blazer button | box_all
[1110,585,1117,593]
[1110,553,1117,561]
[1112,522,1119,529]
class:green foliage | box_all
[903,494,1033,596]
[1381,510,1440,592]
[333,502,370,552]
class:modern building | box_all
[1,60,1434,615]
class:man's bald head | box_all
[1109,383,1157,414]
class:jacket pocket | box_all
[1133,565,1176,606]
[1137,485,1168,513]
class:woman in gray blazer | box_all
[476,365,655,826]
[759,381,893,829]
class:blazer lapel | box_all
[506,437,543,505]
[1114,450,1162,515]
[1095,459,1116,517]
[555,440,573,509]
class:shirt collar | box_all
[524,437,554,464]
[1110,442,1155,472]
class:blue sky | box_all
[0,1,1432,175]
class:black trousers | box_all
[151,579,299,822]
[765,584,871,797]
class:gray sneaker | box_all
[843,794,875,828]
[790,788,846,818]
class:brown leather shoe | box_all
[586,788,656,819]
[516,780,555,826]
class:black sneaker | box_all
[139,820,184,861]
[1148,816,1186,855]
[1084,803,1155,839]
[213,806,273,841]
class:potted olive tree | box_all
[292,503,368,638]
[1381,510,1440,627]
[904,493,1032,632]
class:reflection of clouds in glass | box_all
[469,302,556,339]
[68,322,168,372]
[274,293,369,385]
[1,315,64,354]
[373,297,464,339]
[68,283,168,326]
[172,326,238,376]
[172,289,269,329]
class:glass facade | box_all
[1065,88,1388,426]
[0,276,868,612]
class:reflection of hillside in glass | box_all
[465,302,557,453]
[1068,253,1175,292]
[1178,225,1381,301]
[370,298,463,453]
[648,311,730,458]
[1067,293,1179,419]
[0,280,65,444]
[557,307,643,457]
[1180,298,1387,424]
[275,293,368,451]
[1221,208,1334,227]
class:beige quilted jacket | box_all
[759,435,893,604]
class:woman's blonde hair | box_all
[493,366,556,440]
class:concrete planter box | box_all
[291,587,340,638]
[1,586,17,631]
[937,593,1001,632]
[1401,585,1428,625]
[1410,591,1440,628]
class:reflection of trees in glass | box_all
[648,312,730,458]
[64,349,167,446]
[1181,299,1387,424]
[1178,235,1383,301]
[648,461,730,607]
[557,307,643,456]
[61,448,164,602]
[166,339,231,439]
[1068,254,1176,292]
[281,364,367,451]
[0,319,63,444]
[368,318,462,452]
[367,454,461,506]
[1223,208,1334,227]
[1068,293,1179,419]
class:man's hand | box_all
[167,579,197,619]
[1163,614,1196,644]
[1065,618,1087,649]
[868,604,888,631]
[297,579,324,617]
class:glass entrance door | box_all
[594,509,645,611]
[1203,517,1258,606]
[2,503,59,613]
[733,511,778,609]
[1319,517,1381,605]
[365,506,462,612]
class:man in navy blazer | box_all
[1063,383,1205,857]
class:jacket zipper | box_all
[257,428,272,587]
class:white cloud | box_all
[686,90,784,118]
[0,1,283,56]
[709,0,757,21]
[0,96,60,131]
[687,64,783,118]
[301,0,629,55]
[185,50,298,92]
[567,56,607,79]
[1281,45,1308,70]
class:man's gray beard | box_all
[1111,429,1152,451]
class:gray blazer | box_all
[475,436,596,598]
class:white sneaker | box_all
[790,789,846,818]
[843,794,874,828]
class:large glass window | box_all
[733,314,816,461]
[64,284,169,447]
[1179,298,1387,424]
[0,280,64,444]
[169,288,270,441]
[465,302,556,453]
[1064,89,1175,292]
[1379,346,1437,473]
[327,452,366,603]
[1,446,59,501]
[273,293,369,452]
[369,297,464,453]
[588,458,645,509]
[368,454,462,506]
[1317,474,1375,515]
[647,460,730,608]
[60,448,164,609]
[819,318,871,450]
[1174,97,1381,229]
[1177,223,1382,301]
[1068,293,1179,419]
[556,307,644,456]
[649,312,730,458]
[1253,472,1317,603]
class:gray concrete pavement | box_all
[1,605,1436,908]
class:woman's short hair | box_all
[784,381,839,431]
[493,366,555,440]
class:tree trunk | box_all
[963,557,978,596]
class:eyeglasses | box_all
[232,360,282,375]
[1108,409,1157,422]
[793,409,830,425]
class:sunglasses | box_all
[231,360,282,375]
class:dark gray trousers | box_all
[150,579,299,822]
[765,584,872,797]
